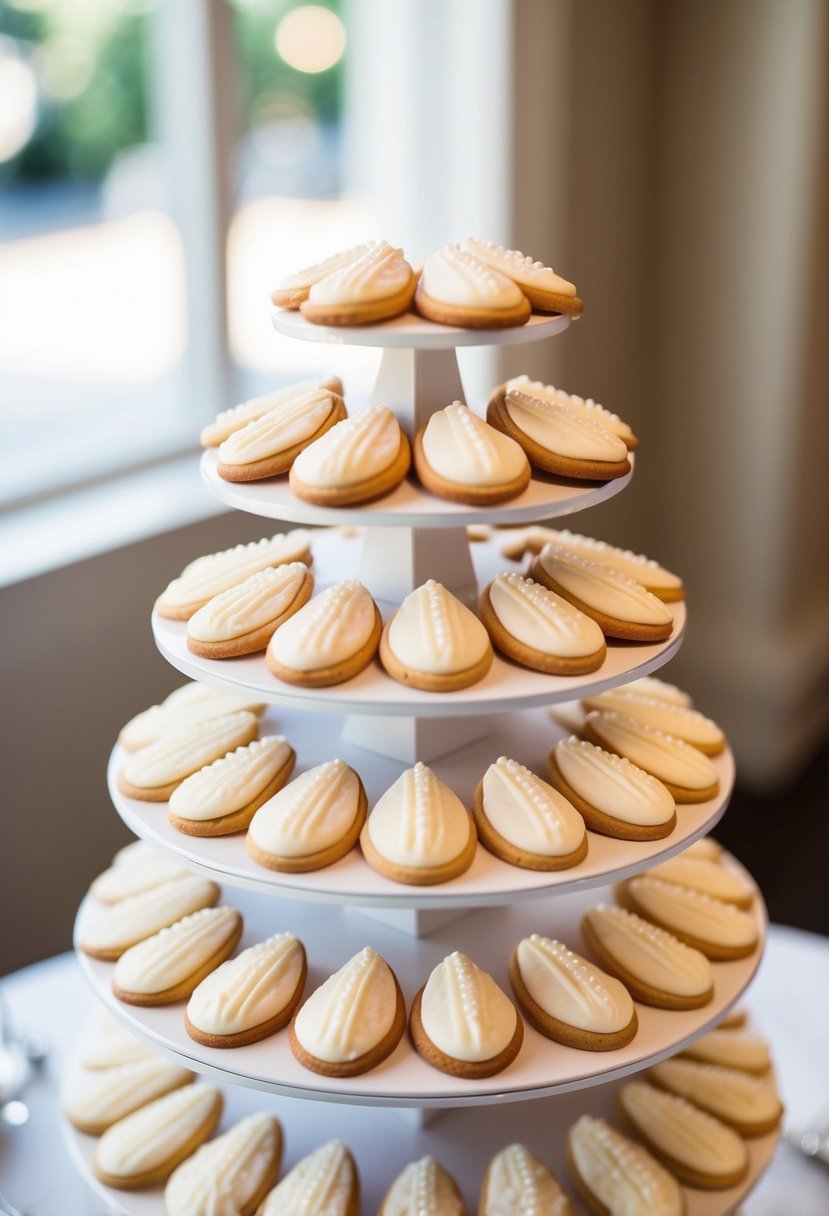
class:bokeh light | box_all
[275,5,346,75]
[0,41,38,163]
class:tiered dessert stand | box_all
[69,310,778,1212]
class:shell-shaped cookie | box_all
[275,241,377,295]
[420,952,518,1064]
[582,904,712,1001]
[89,849,189,904]
[156,531,311,618]
[293,947,399,1064]
[584,711,719,794]
[488,573,605,658]
[365,762,472,870]
[624,876,759,955]
[201,377,343,447]
[463,239,576,297]
[646,856,754,906]
[533,529,683,599]
[567,1115,683,1216]
[681,1028,771,1073]
[118,684,264,751]
[481,1143,573,1216]
[169,736,294,824]
[379,1156,464,1215]
[505,375,633,445]
[387,580,492,675]
[165,1113,282,1215]
[113,905,242,999]
[292,405,404,488]
[648,1058,782,1132]
[78,1010,155,1069]
[420,245,526,309]
[187,564,312,646]
[623,675,693,706]
[186,933,305,1039]
[684,836,724,862]
[64,1056,194,1133]
[504,391,628,463]
[258,1140,358,1216]
[307,241,413,305]
[268,581,377,673]
[480,757,586,858]
[552,737,675,827]
[247,759,363,860]
[119,711,259,793]
[217,389,342,467]
[78,874,219,959]
[514,935,634,1035]
[582,689,724,753]
[619,1080,748,1183]
[94,1084,222,1185]
[536,545,674,629]
[420,401,529,487]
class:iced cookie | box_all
[290,947,406,1077]
[93,1084,223,1190]
[258,1140,359,1216]
[581,903,713,1010]
[680,1028,771,1074]
[415,245,531,329]
[165,1113,282,1216]
[520,529,685,602]
[510,935,637,1051]
[380,580,493,691]
[566,1115,683,1216]
[582,711,720,803]
[644,856,754,908]
[77,1010,155,1069]
[486,388,630,481]
[155,531,311,620]
[548,737,676,841]
[186,563,314,658]
[116,711,260,802]
[460,238,581,315]
[272,241,376,308]
[185,932,306,1048]
[684,836,724,862]
[360,762,477,885]
[64,1056,194,1134]
[413,400,531,505]
[479,1143,573,1215]
[648,1058,783,1136]
[620,876,759,960]
[410,951,523,1079]
[473,757,587,871]
[300,241,417,326]
[89,848,189,905]
[505,375,636,447]
[168,735,296,837]
[118,683,265,751]
[112,905,243,1006]
[201,376,343,447]
[290,405,411,505]
[618,1079,748,1190]
[77,874,220,961]
[480,573,606,675]
[623,675,693,706]
[247,759,367,872]
[379,1157,465,1215]
[216,388,347,482]
[582,689,725,755]
[266,581,382,687]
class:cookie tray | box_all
[271,306,572,350]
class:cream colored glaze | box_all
[482,757,586,856]
[308,241,412,304]
[381,1156,463,1215]
[683,1029,771,1072]
[505,375,633,443]
[504,391,628,462]
[516,935,633,1034]
[164,1113,279,1216]
[89,851,189,905]
[538,546,673,627]
[627,877,758,949]
[387,580,491,674]
[168,736,293,822]
[583,904,712,998]
[489,573,605,657]
[268,581,376,672]
[534,530,682,596]
[78,1010,155,1069]
[623,676,693,707]
[292,405,402,487]
[217,389,337,466]
[259,1140,354,1215]
[247,759,360,859]
[118,684,264,751]
[186,933,304,1037]
[187,564,310,644]
[482,1143,571,1216]
[462,239,576,296]
[421,401,528,486]
[420,245,525,308]
[620,1081,748,1176]
[568,1115,683,1216]
[112,906,241,995]
[366,762,471,868]
[293,947,397,1063]
[646,856,754,905]
[420,952,517,1063]
[276,242,375,292]
[79,875,218,955]
[554,737,675,826]
[120,712,258,789]
[156,532,310,612]
[202,377,342,446]
[64,1057,193,1127]
[582,690,723,750]
[649,1059,781,1126]
[95,1085,220,1178]
[585,712,719,792]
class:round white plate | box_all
[272,307,571,349]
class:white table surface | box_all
[1,924,827,1214]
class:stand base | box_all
[342,710,489,765]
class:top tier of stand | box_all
[271,308,571,349]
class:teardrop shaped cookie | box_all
[164,1113,282,1216]
[217,388,347,482]
[258,1140,359,1216]
[566,1115,683,1216]
[89,848,189,904]
[300,241,416,326]
[201,376,343,446]
[112,905,243,1005]
[487,388,630,480]
[380,579,493,691]
[548,736,676,841]
[480,1143,573,1216]
[532,546,674,641]
[583,711,719,802]
[582,689,724,753]
[168,735,296,837]
[272,240,377,307]
[78,874,220,961]
[118,683,265,751]
[415,245,531,329]
[621,876,759,960]
[78,1010,155,1069]
[413,400,531,505]
[505,375,635,446]
[679,1027,771,1074]
[648,1058,783,1136]
[290,405,411,506]
[267,581,382,687]
[481,573,606,675]
[462,238,581,315]
[379,1157,465,1215]
[186,563,314,658]
[247,759,367,872]
[117,711,260,801]
[474,756,587,870]
[645,856,754,907]
[64,1055,194,1135]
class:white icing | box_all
[259,1141,354,1216]
[64,1057,193,1128]
[583,904,712,998]
[504,390,628,462]
[293,947,397,1063]
[684,837,723,862]
[112,839,157,866]
[112,906,241,996]
[79,875,218,956]
[201,377,342,446]
[621,676,693,707]
[481,757,585,856]
[421,401,528,487]
[568,1115,683,1216]
[387,580,491,674]
[646,856,753,905]
[420,245,525,309]
[534,530,682,596]
[247,759,360,859]
[89,851,189,905]
[489,573,605,657]
[164,1113,279,1216]
[156,532,310,614]
[308,241,412,305]
[482,1143,571,1216]
[119,685,264,751]
[95,1085,220,1179]
[217,389,338,466]
[186,933,304,1037]
[627,877,758,949]
[649,1059,781,1127]
[120,712,258,790]
[620,1081,748,1177]
[506,375,633,443]
[517,935,633,1034]
[187,564,310,644]
[276,241,376,292]
[78,1010,155,1069]
[292,405,402,487]
[538,546,674,627]
[381,1156,463,1215]
[582,690,723,750]
[268,581,376,672]
[554,736,675,827]
[169,736,293,822]
[366,762,472,869]
[683,1029,771,1073]
[420,952,517,1063]
[462,239,576,296]
[586,711,719,792]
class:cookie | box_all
[679,1028,771,1074]
[380,579,493,691]
[516,528,685,602]
[648,1058,783,1137]
[64,1056,194,1135]
[415,245,531,329]
[480,573,606,675]
[582,711,720,803]
[620,876,759,960]
[289,405,411,505]
[93,1084,223,1190]
[684,836,724,862]
[216,388,347,482]
[566,1115,683,1216]
[360,761,477,885]
[200,376,343,447]
[473,756,587,871]
[486,387,630,481]
[271,241,376,308]
[505,375,636,447]
[89,848,189,905]
[622,675,693,706]
[246,759,367,872]
[112,905,243,1006]
[548,737,676,841]
[77,1010,155,1069]
[410,951,523,1079]
[186,563,314,658]
[168,735,296,837]
[413,400,531,505]
[379,1157,464,1215]
[581,903,713,1010]
[510,935,637,1051]
[299,241,416,326]
[459,238,582,316]
[479,1143,573,1215]
[290,947,406,1077]
[644,856,754,908]
[155,531,311,620]
[266,581,382,687]
[185,932,306,1049]
[582,689,725,755]
[258,1140,359,1216]
[164,1113,282,1216]
[77,874,220,961]
[116,711,260,802]
[118,684,265,751]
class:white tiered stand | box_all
[71,311,778,1212]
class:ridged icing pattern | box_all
[277,241,375,291]
[584,904,712,998]
[421,401,528,486]
[683,1028,771,1072]
[118,684,263,750]
[169,736,292,822]
[292,405,402,487]
[420,245,525,308]
[516,934,633,1034]
[202,377,341,446]
[218,389,337,465]
[269,581,375,671]
[482,757,585,855]
[367,762,471,868]
[294,947,397,1063]
[583,690,723,749]
[506,375,632,442]
[620,1081,748,1175]
[489,573,604,657]
[121,712,258,788]
[627,877,758,948]
[421,952,516,1063]
[504,390,627,461]
[388,580,491,674]
[538,546,673,626]
[647,856,753,905]
[187,564,309,643]
[308,241,412,304]
[187,933,304,1037]
[247,759,359,858]
[95,1084,220,1178]
[382,1156,463,1215]
[586,711,718,791]
[483,1143,571,1216]
[259,1140,354,1215]
[568,1115,683,1216]
[624,676,692,706]
[157,532,310,611]
[164,1113,279,1216]
[462,238,576,295]
[554,737,674,827]
[536,530,681,594]
[113,906,241,995]
[89,851,189,904]
[64,1057,193,1126]
[649,1058,781,1125]
[80,875,218,954]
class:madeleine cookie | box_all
[93,1084,223,1190]
[582,711,720,803]
[415,245,531,328]
[480,573,606,675]
[185,933,306,1048]
[77,875,220,961]
[582,689,725,755]
[620,876,759,961]
[413,401,531,505]
[155,531,311,620]
[581,904,713,1010]
[217,388,347,482]
[89,848,189,905]
[360,762,477,885]
[247,759,366,872]
[201,376,343,447]
[112,905,243,1006]
[116,711,260,802]
[680,1028,771,1074]
[648,1058,783,1137]
[118,684,265,752]
[505,375,636,447]
[272,241,376,308]
[645,856,754,907]
[548,737,676,841]
[510,935,637,1051]
[266,581,381,687]
[290,947,405,1078]
[64,1057,194,1135]
[460,238,582,316]
[259,1141,359,1216]
[474,757,587,870]
[168,736,296,837]
[186,563,314,659]
[527,529,685,602]
[410,952,523,1079]
[300,241,416,326]
[487,387,630,481]
[480,1143,573,1215]
[165,1113,282,1216]
[380,580,493,691]
[379,1157,464,1215]
[623,675,693,706]
[567,1115,683,1216]
[78,1010,155,1069]
[290,405,411,505]
[684,835,725,862]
